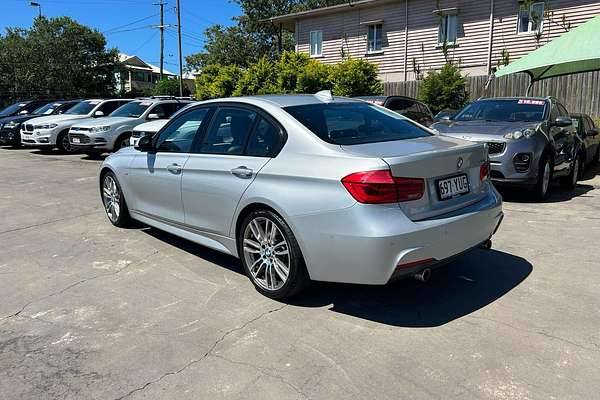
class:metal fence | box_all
[383,71,600,118]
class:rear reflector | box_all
[480,162,490,182]
[342,170,424,204]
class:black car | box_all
[0,100,50,119]
[0,100,80,147]
[355,96,435,126]
[571,113,600,170]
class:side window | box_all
[557,103,569,118]
[200,108,257,155]
[155,108,210,153]
[246,117,282,157]
[98,101,121,115]
[549,104,559,122]
[149,103,170,119]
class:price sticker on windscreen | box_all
[518,99,545,106]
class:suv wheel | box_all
[57,131,77,154]
[238,210,309,299]
[532,154,552,200]
[560,153,580,190]
[101,171,132,227]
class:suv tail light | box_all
[342,170,424,204]
[480,162,490,182]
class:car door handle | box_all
[231,166,253,179]
[166,163,182,174]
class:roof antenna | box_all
[314,90,334,102]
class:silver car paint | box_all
[101,95,503,285]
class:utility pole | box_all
[155,1,165,81]
[176,0,183,97]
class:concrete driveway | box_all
[1,147,599,400]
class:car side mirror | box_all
[551,116,572,127]
[147,113,160,120]
[587,128,599,137]
[94,110,105,117]
[135,135,154,152]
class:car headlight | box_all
[34,123,58,130]
[504,128,536,140]
[90,126,111,133]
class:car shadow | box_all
[141,227,532,328]
[497,183,595,203]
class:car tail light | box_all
[480,162,490,182]
[342,170,424,204]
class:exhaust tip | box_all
[413,268,432,282]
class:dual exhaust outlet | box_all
[412,268,432,282]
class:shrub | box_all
[330,58,383,97]
[276,51,310,93]
[195,64,242,100]
[234,57,279,96]
[593,117,600,129]
[419,62,468,114]
[152,78,184,96]
[296,60,333,94]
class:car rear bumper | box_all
[289,186,503,285]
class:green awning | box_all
[495,15,600,81]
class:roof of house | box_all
[267,0,394,30]
[119,53,177,76]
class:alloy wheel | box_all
[542,160,551,197]
[242,217,290,291]
[102,175,120,223]
[572,157,579,186]
[62,134,74,153]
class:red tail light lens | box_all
[342,170,424,204]
[480,162,490,182]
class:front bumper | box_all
[69,132,111,151]
[0,128,20,145]
[288,187,503,285]
[20,129,58,146]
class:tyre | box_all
[113,133,131,152]
[101,171,132,228]
[532,154,552,201]
[593,146,600,164]
[57,131,77,154]
[560,152,580,190]
[238,210,310,299]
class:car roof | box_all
[477,96,548,101]
[355,95,421,102]
[200,94,362,108]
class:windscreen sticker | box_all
[88,101,101,105]
[518,99,545,105]
[19,103,27,106]
[140,102,152,106]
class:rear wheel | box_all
[57,131,77,154]
[560,153,580,190]
[101,171,132,227]
[532,154,551,201]
[238,210,309,299]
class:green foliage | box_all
[152,79,181,96]
[330,58,383,97]
[276,51,310,93]
[295,60,332,93]
[419,62,468,114]
[233,57,279,96]
[195,64,243,100]
[0,16,118,99]
[593,117,600,129]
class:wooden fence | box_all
[383,71,600,118]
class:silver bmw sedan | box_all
[99,92,503,299]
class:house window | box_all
[438,14,458,45]
[367,24,383,53]
[518,2,545,33]
[309,30,322,57]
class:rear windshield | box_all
[284,102,432,145]
[454,99,547,122]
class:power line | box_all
[103,13,160,33]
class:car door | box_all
[549,102,573,175]
[181,106,283,236]
[584,116,599,162]
[126,107,212,223]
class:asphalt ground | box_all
[1,146,599,400]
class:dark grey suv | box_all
[432,97,580,200]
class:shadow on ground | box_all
[142,227,532,328]
[498,183,595,203]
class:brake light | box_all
[342,170,424,204]
[480,162,490,182]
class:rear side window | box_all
[246,117,281,157]
[284,102,431,145]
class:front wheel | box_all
[560,153,580,190]
[238,210,309,299]
[532,155,552,201]
[57,131,77,154]
[101,171,132,227]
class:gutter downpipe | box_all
[404,0,409,81]
[486,0,495,74]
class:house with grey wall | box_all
[269,0,600,82]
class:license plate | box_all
[437,174,470,200]
[72,138,80,143]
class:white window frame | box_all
[438,14,458,45]
[309,30,323,57]
[517,1,545,34]
[367,23,383,53]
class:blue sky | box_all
[2,0,241,72]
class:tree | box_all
[233,57,279,96]
[330,58,383,97]
[152,79,190,96]
[0,16,118,100]
[195,64,243,100]
[295,59,332,93]
[419,62,468,114]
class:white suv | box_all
[21,99,131,153]
[69,99,192,154]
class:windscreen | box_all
[33,102,62,115]
[454,99,547,122]
[284,102,432,145]
[0,102,26,117]
[65,100,100,115]
[110,101,151,118]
